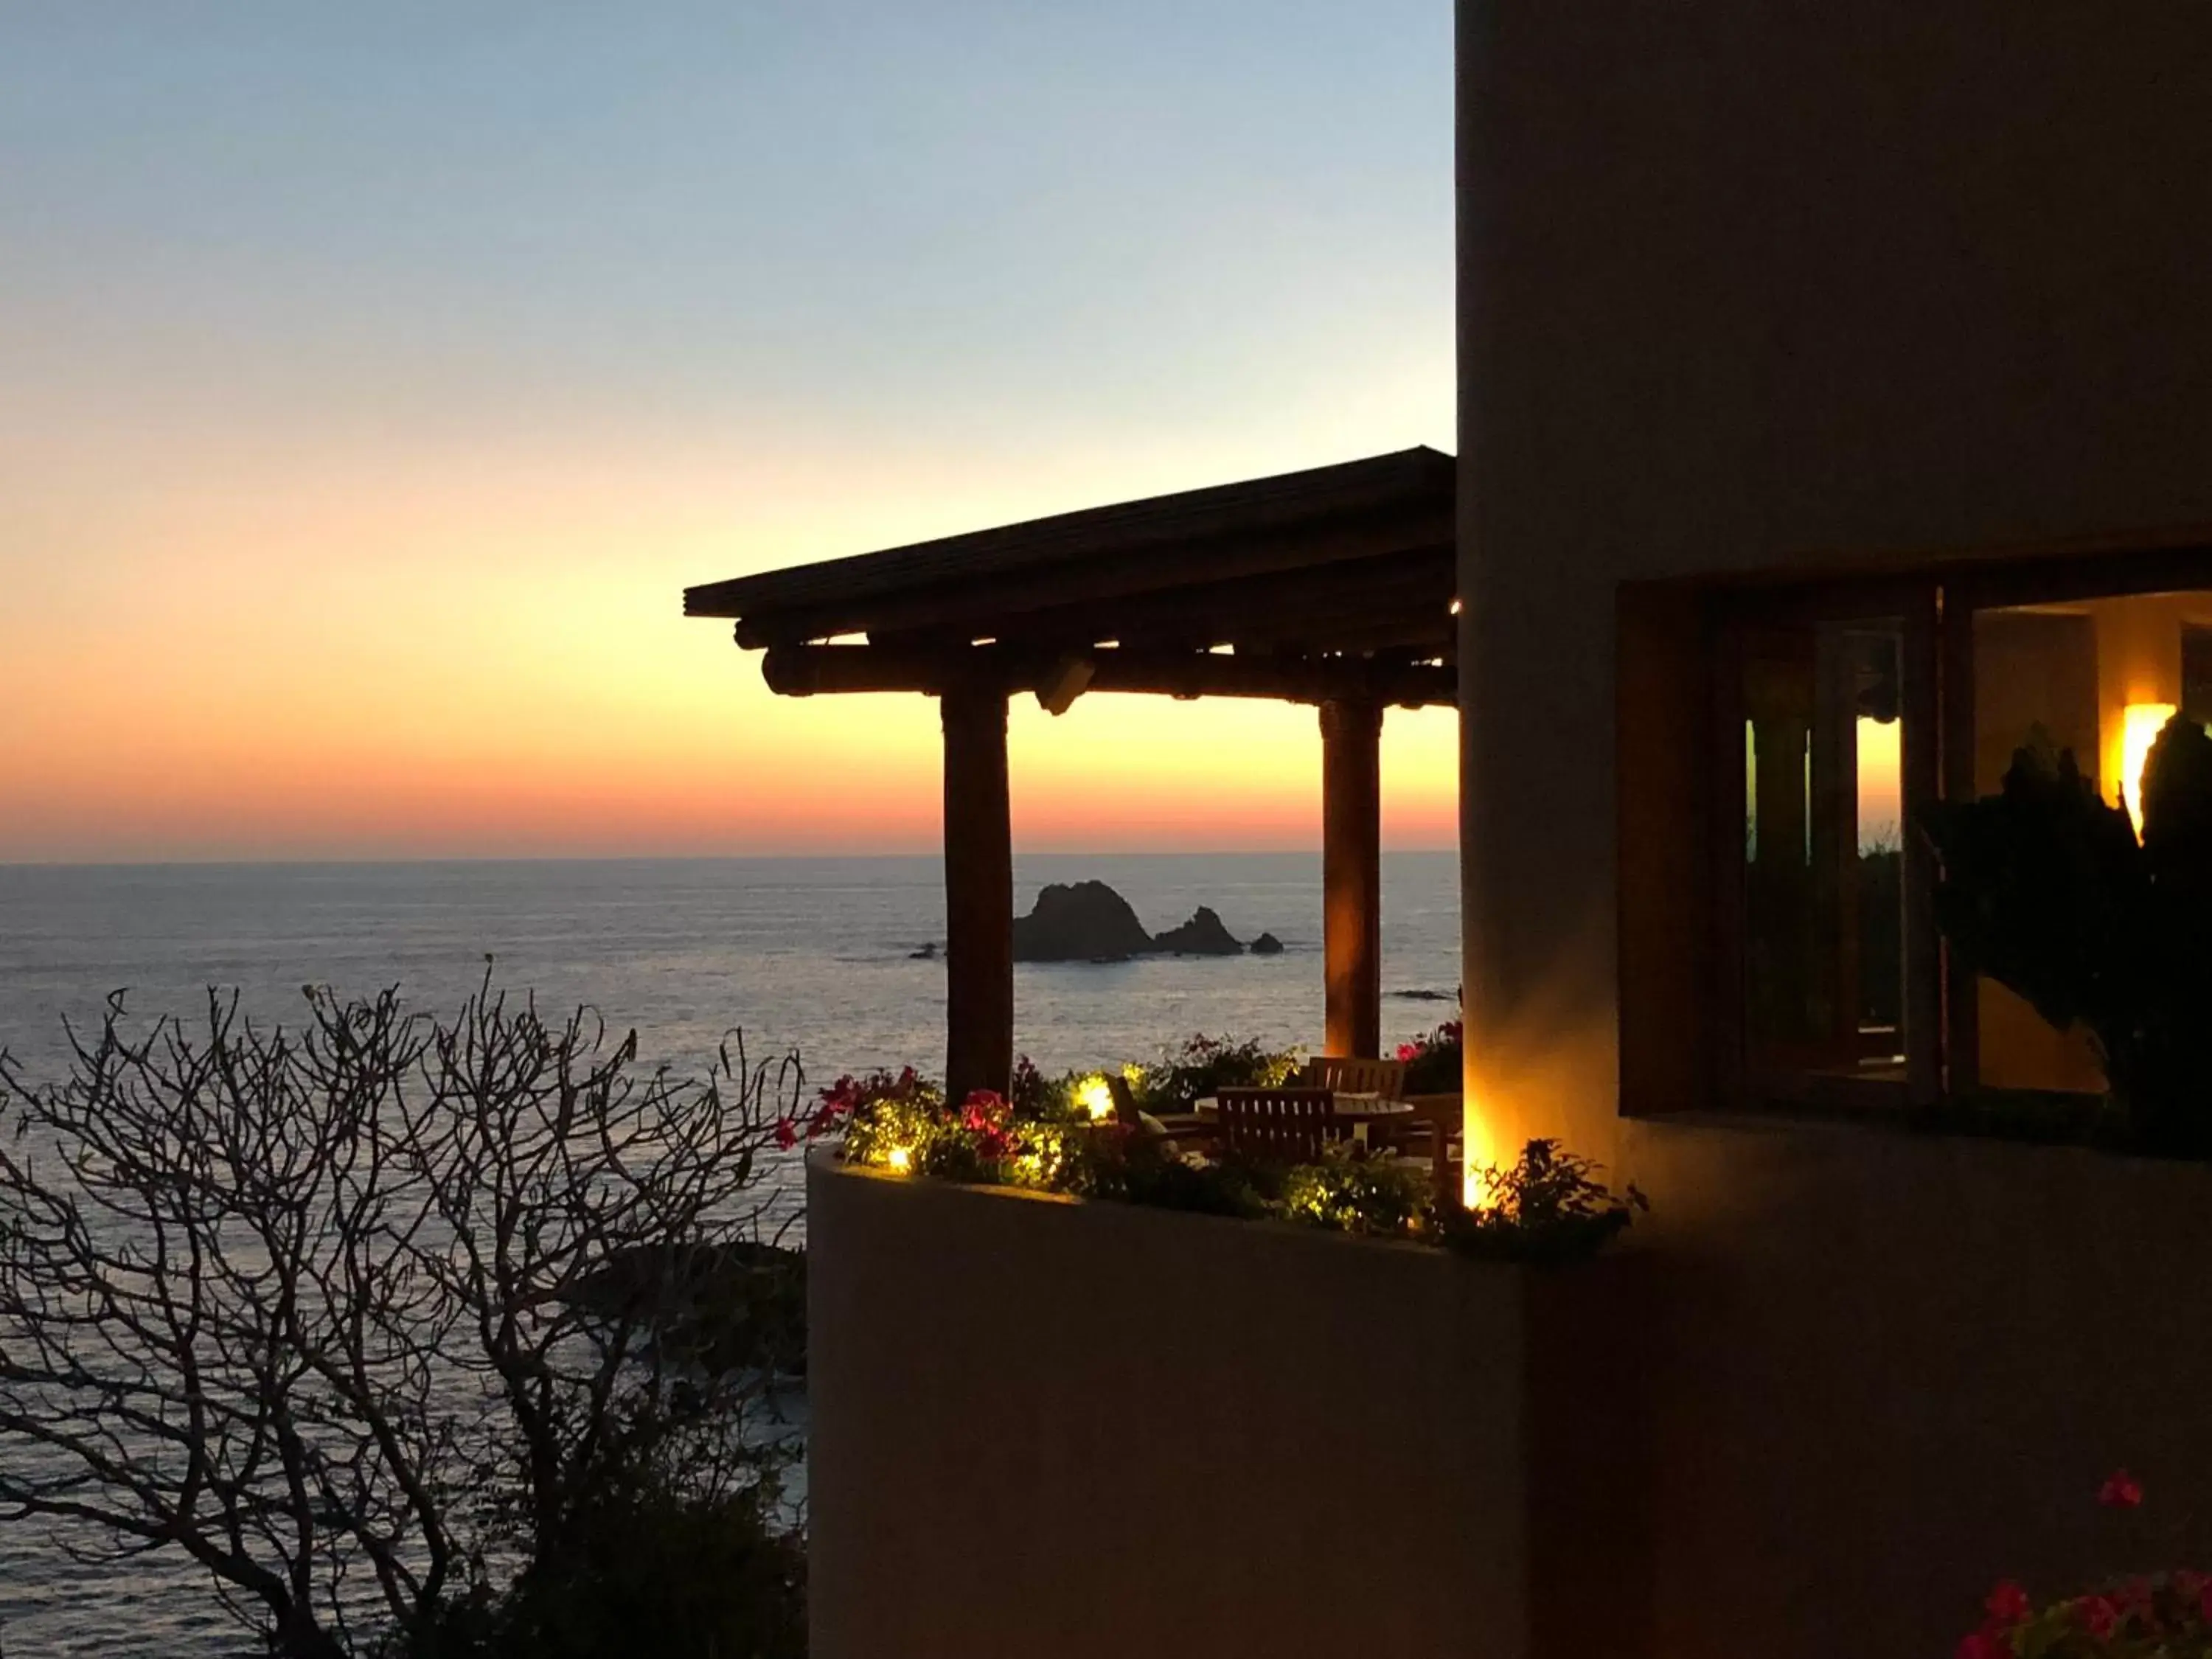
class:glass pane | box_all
[1742,620,1909,1096]
[1971,592,2212,1093]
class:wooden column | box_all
[1321,698,1384,1058]
[941,684,1014,1102]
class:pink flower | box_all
[2076,1594,2120,1639]
[774,1116,799,1150]
[1983,1582,2031,1626]
[2099,1470,2145,1509]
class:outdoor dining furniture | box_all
[1213,1086,1346,1161]
[1301,1055,1407,1099]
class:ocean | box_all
[0,852,1458,1657]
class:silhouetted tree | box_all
[0,978,803,1658]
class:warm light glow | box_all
[1458,1100,1500,1211]
[2123,703,2178,837]
[1073,1075,1115,1122]
[885,1146,914,1175]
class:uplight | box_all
[1073,1074,1115,1122]
[885,1146,913,1175]
[1458,1101,1500,1212]
[2122,703,2178,838]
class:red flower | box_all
[1396,1043,1420,1062]
[2099,1470,2145,1509]
[1983,1582,2031,1626]
[959,1089,1009,1132]
[1956,1633,2008,1659]
[774,1116,799,1150]
[2077,1594,2120,1639]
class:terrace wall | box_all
[805,1153,1648,1659]
[1618,1113,2212,1655]
[809,1132,2212,1657]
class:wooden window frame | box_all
[1624,544,2212,1122]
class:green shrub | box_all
[1437,1139,1647,1267]
[1279,1144,1433,1237]
[1124,1033,1299,1113]
[397,1475,804,1659]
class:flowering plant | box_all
[801,1051,1645,1267]
[1396,1015,1463,1094]
[792,1067,1082,1186]
[1124,1033,1299,1113]
[1959,1472,2212,1657]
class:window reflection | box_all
[1742,622,1907,1096]
[1971,591,2212,1093]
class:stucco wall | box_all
[1620,1113,2212,1656]
[806,1154,1647,1659]
[1455,3,2212,1159]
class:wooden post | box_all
[942,684,1014,1102]
[1321,698,1384,1058]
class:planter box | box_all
[807,1151,1649,1659]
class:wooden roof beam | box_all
[759,643,1455,709]
[724,504,1453,648]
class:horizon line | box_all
[0,846,1462,873]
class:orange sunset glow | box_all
[1,5,1451,864]
[2,431,1457,862]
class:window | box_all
[1688,554,2212,1116]
[1722,593,1934,1109]
[1952,582,2212,1099]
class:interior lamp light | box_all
[2122,703,2178,838]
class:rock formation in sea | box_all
[1249,931,1284,956]
[1010,882,1257,961]
[1012,881,1158,961]
[1149,905,1242,956]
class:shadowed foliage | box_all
[1924,717,2212,1154]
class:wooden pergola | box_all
[686,447,1457,1100]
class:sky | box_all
[1,1,1456,862]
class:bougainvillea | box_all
[1958,1472,2212,1658]
[1396,1016,1463,1094]
[794,1050,1641,1266]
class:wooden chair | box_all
[1214,1086,1340,1162]
[1106,1071,1142,1126]
[1112,1071,1219,1145]
[1302,1056,1408,1099]
[1387,1093,1465,1203]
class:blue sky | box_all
[1,2,1456,859]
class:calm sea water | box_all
[0,852,1457,1657]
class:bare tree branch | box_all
[0,974,802,1657]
